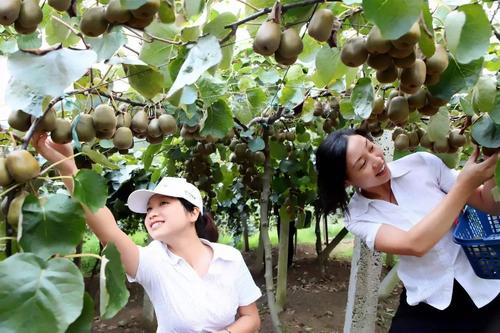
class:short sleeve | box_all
[126,244,154,287]
[345,220,383,250]
[421,152,458,193]
[234,254,262,306]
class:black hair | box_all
[178,198,219,242]
[315,128,373,217]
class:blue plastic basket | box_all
[453,206,500,279]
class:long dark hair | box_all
[315,128,373,217]
[178,198,218,242]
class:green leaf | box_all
[158,1,175,23]
[362,0,423,40]
[418,2,435,58]
[203,12,237,39]
[490,92,500,125]
[247,87,267,108]
[46,16,79,47]
[100,243,130,319]
[73,170,108,213]
[123,64,164,100]
[16,31,42,50]
[0,254,84,333]
[427,107,450,142]
[200,99,234,139]
[82,145,120,170]
[143,142,162,170]
[471,115,500,148]
[279,85,304,107]
[445,4,491,64]
[166,35,222,98]
[472,76,497,114]
[270,140,287,160]
[351,78,374,120]
[339,100,355,120]
[459,96,475,117]
[140,22,179,67]
[120,0,147,10]
[249,137,265,152]
[66,292,94,333]
[198,75,227,107]
[86,27,127,62]
[314,47,348,87]
[20,194,85,259]
[184,0,205,18]
[428,56,483,101]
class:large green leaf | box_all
[184,0,205,18]
[141,22,179,67]
[362,0,423,40]
[46,16,80,47]
[123,64,164,100]
[143,143,163,170]
[73,170,108,213]
[0,254,84,333]
[200,99,234,139]
[66,292,94,333]
[428,56,483,101]
[203,12,237,39]
[20,194,86,259]
[198,75,227,107]
[120,0,147,10]
[86,27,127,62]
[313,47,348,87]
[489,92,500,125]
[445,4,491,64]
[418,2,435,58]
[471,115,500,148]
[351,78,374,120]
[427,107,450,142]
[100,243,130,319]
[472,76,497,114]
[16,31,42,50]
[166,35,222,98]
[82,145,119,170]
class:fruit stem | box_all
[0,184,21,198]
[65,253,102,260]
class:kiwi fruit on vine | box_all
[340,37,368,67]
[426,93,447,107]
[158,114,177,135]
[425,44,449,75]
[80,7,109,37]
[116,112,132,128]
[113,127,133,149]
[126,13,155,29]
[391,127,405,141]
[400,59,426,91]
[75,114,96,142]
[5,150,40,183]
[419,133,433,149]
[48,0,71,12]
[51,118,72,144]
[388,96,409,124]
[393,52,416,68]
[0,158,13,187]
[365,25,392,54]
[366,53,392,71]
[407,88,427,110]
[38,108,57,132]
[131,110,149,134]
[481,147,500,157]
[307,8,334,42]
[400,84,419,95]
[8,109,31,132]
[388,45,414,59]
[387,89,400,102]
[14,19,36,34]
[147,118,162,138]
[276,28,303,58]
[253,21,281,56]
[433,138,450,154]
[253,151,265,165]
[274,52,297,66]
[16,0,43,30]
[394,133,410,150]
[391,22,420,50]
[448,130,466,148]
[408,131,419,148]
[7,190,29,228]
[418,103,439,116]
[0,0,21,26]
[92,104,117,132]
[146,133,164,144]
[376,64,398,83]
[105,0,131,24]
[372,96,385,115]
[313,101,324,116]
[425,73,441,86]
[131,0,160,19]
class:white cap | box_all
[127,177,203,214]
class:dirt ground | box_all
[89,245,401,333]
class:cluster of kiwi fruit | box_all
[392,126,466,154]
[185,142,217,197]
[312,98,340,133]
[79,0,160,37]
[228,140,264,193]
[0,0,43,34]
[341,22,449,94]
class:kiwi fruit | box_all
[7,190,29,228]
[16,0,43,29]
[14,19,36,34]
[126,13,154,29]
[388,96,409,124]
[400,59,426,91]
[274,52,297,66]
[366,25,392,54]
[419,133,433,149]
[307,9,334,42]
[38,108,57,132]
[388,45,414,59]
[146,134,164,144]
[394,133,410,150]
[276,28,303,58]
[0,0,21,26]
[433,138,450,153]
[5,150,40,183]
[147,118,162,138]
[425,73,441,86]
[366,53,393,71]
[116,112,132,128]
[340,37,368,67]
[113,127,133,149]
[8,109,32,132]
[48,0,71,12]
[372,96,385,115]
[448,130,466,148]
[0,158,13,187]
[393,52,416,68]
[407,88,427,110]
[376,64,398,83]
[400,84,419,95]
[131,0,160,19]
[92,104,117,132]
[425,44,449,75]
[75,114,96,142]
[418,103,439,116]
[80,7,109,37]
[105,0,131,24]
[253,21,281,56]
[51,118,72,144]
[158,114,177,135]
[131,110,149,134]
[408,131,419,148]
[313,101,324,116]
[391,22,420,50]
[391,127,405,141]
[426,93,447,107]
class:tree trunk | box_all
[275,216,290,312]
[260,128,282,333]
[323,214,329,244]
[254,230,265,273]
[242,211,250,252]
[314,208,322,256]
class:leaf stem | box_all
[65,253,102,260]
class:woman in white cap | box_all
[33,132,262,333]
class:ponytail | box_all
[178,198,219,242]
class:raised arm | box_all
[33,132,139,277]
[375,148,498,257]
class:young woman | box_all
[316,128,500,333]
[33,132,261,333]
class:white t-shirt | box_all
[345,152,500,310]
[127,239,262,333]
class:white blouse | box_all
[128,239,262,332]
[345,152,500,310]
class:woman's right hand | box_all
[32,132,77,176]
[457,146,498,192]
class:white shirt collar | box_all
[162,239,238,265]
